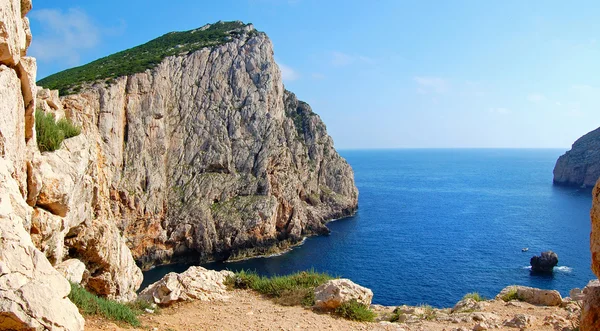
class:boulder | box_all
[313,279,373,310]
[581,280,600,331]
[55,259,87,284]
[138,266,234,306]
[530,251,558,273]
[496,285,562,306]
[570,287,584,301]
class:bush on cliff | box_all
[35,109,81,152]
[462,292,486,302]
[334,299,376,322]
[68,282,141,326]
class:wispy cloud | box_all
[527,93,546,102]
[29,8,101,66]
[414,76,449,94]
[330,51,374,67]
[488,107,511,114]
[311,73,326,80]
[278,62,299,82]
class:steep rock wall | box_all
[56,25,358,269]
[553,127,600,188]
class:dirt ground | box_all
[84,289,580,331]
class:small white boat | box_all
[522,248,529,252]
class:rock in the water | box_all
[55,259,87,284]
[530,250,558,273]
[553,127,600,188]
[581,280,600,331]
[496,285,562,306]
[313,279,373,310]
[138,266,234,306]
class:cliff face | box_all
[553,127,600,188]
[52,24,357,269]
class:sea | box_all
[142,149,595,308]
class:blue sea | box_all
[142,149,595,308]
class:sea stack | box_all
[530,251,558,274]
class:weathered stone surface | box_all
[553,127,600,188]
[313,279,373,310]
[496,285,562,306]
[0,159,84,331]
[451,298,484,313]
[55,259,86,284]
[503,314,534,328]
[530,250,559,273]
[592,180,600,279]
[52,24,358,270]
[0,0,30,66]
[139,266,233,306]
[30,207,66,263]
[581,280,600,331]
[570,287,584,301]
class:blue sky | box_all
[29,0,600,149]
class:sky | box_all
[28,0,600,149]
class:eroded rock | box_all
[581,280,600,331]
[313,279,373,310]
[496,285,562,306]
[55,259,86,284]
[530,250,559,274]
[138,266,233,306]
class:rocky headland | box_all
[553,127,600,188]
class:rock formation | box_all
[496,285,562,306]
[313,279,373,309]
[553,127,600,188]
[35,21,358,275]
[0,0,84,329]
[584,180,600,330]
[530,250,558,274]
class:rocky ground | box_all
[84,289,581,331]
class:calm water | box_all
[142,149,595,307]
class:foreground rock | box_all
[138,266,234,306]
[55,259,86,284]
[313,279,373,309]
[581,280,600,331]
[553,127,600,188]
[592,180,600,278]
[496,285,562,306]
[530,250,559,273]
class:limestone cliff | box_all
[0,0,84,329]
[37,22,358,272]
[553,127,600,188]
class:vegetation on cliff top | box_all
[37,21,253,96]
[68,283,143,326]
[35,109,81,152]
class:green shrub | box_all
[334,299,376,322]
[226,269,333,307]
[462,292,485,302]
[68,282,140,326]
[500,288,520,302]
[35,110,80,152]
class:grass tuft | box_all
[463,292,486,302]
[500,288,520,302]
[35,110,80,152]
[226,269,333,307]
[334,299,376,322]
[68,282,141,327]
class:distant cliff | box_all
[37,22,358,272]
[553,127,600,188]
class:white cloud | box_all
[488,107,511,114]
[527,93,546,102]
[278,62,299,81]
[29,8,100,65]
[330,51,374,67]
[414,76,449,94]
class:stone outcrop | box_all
[530,250,558,274]
[313,279,373,309]
[553,127,600,188]
[0,0,85,329]
[38,23,358,272]
[496,285,562,306]
[138,266,234,306]
[592,180,600,279]
[55,259,86,284]
[582,280,600,331]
